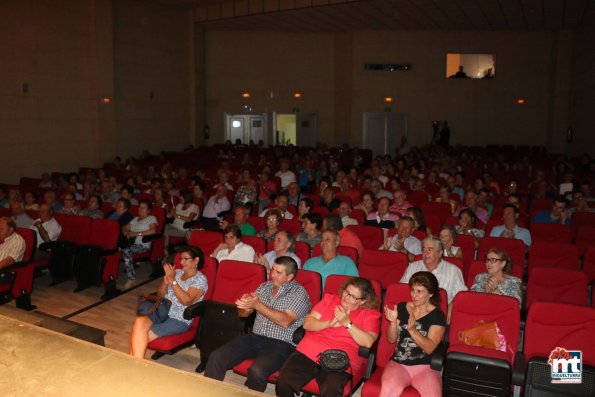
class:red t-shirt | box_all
[297,294,380,373]
[339,228,365,258]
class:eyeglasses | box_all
[486,257,505,264]
[343,290,363,302]
[180,256,193,261]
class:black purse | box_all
[137,295,172,323]
[318,349,350,372]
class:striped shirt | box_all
[400,259,467,303]
[0,232,26,264]
[253,279,311,345]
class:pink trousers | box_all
[379,361,442,397]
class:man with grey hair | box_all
[254,230,302,271]
[0,217,26,270]
[303,229,358,288]
[400,237,467,319]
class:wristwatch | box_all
[172,280,178,286]
[345,322,353,329]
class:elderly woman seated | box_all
[81,194,104,219]
[211,224,255,263]
[257,208,282,245]
[275,277,380,397]
[455,208,485,249]
[438,225,463,259]
[379,271,446,397]
[129,246,208,359]
[471,248,521,304]
[165,189,199,245]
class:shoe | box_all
[123,279,136,290]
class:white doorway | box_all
[273,112,318,146]
[362,112,409,157]
[225,113,268,145]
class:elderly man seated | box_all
[366,197,399,229]
[400,237,467,320]
[489,204,532,248]
[255,230,301,272]
[31,204,62,250]
[259,191,294,220]
[219,205,256,236]
[303,229,358,288]
[201,185,231,231]
[10,200,34,228]
[381,216,422,262]
[0,217,26,270]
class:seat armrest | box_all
[39,240,77,252]
[0,260,28,272]
[184,300,206,319]
[292,326,305,344]
[430,341,449,371]
[511,351,526,386]
[183,220,201,229]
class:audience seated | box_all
[303,229,358,288]
[400,237,467,319]
[59,192,80,216]
[324,214,364,258]
[120,199,158,289]
[219,205,255,237]
[366,197,398,229]
[205,256,310,392]
[454,191,489,225]
[455,208,484,248]
[489,204,532,248]
[258,209,282,244]
[259,192,293,220]
[81,195,105,219]
[470,248,521,304]
[200,185,230,231]
[211,224,255,263]
[338,201,358,227]
[354,190,375,217]
[533,195,571,225]
[129,246,208,359]
[438,225,463,259]
[255,230,302,271]
[31,204,62,249]
[379,271,445,397]
[0,217,26,270]
[389,189,413,216]
[275,277,380,397]
[10,200,34,228]
[296,213,322,249]
[381,216,422,262]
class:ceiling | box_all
[147,0,595,32]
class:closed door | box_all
[225,114,268,144]
[297,113,318,147]
[363,112,408,157]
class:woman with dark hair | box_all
[81,194,104,219]
[355,190,376,216]
[120,199,158,289]
[471,248,521,303]
[297,212,323,248]
[298,197,314,218]
[455,208,485,248]
[258,208,282,244]
[129,245,208,359]
[165,188,198,245]
[276,277,380,397]
[24,191,39,211]
[406,207,432,237]
[211,224,255,263]
[379,271,445,397]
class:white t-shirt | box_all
[172,203,199,231]
[215,241,256,263]
[275,170,296,188]
[129,215,158,248]
[31,217,62,247]
[400,259,467,303]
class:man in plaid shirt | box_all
[204,256,311,391]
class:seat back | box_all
[241,235,266,255]
[530,223,571,244]
[15,228,36,263]
[294,269,322,306]
[323,274,381,299]
[358,249,408,290]
[525,268,588,309]
[575,226,595,256]
[455,234,476,276]
[53,214,92,244]
[524,301,595,366]
[189,230,223,257]
[349,208,366,225]
[150,206,166,234]
[311,244,358,266]
[420,201,452,224]
[449,291,520,363]
[583,246,595,283]
[247,215,265,232]
[407,191,429,207]
[477,237,526,270]
[279,218,301,236]
[213,260,266,304]
[86,218,119,249]
[528,241,579,273]
[346,225,383,250]
[293,241,311,266]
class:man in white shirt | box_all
[381,216,422,262]
[400,237,467,320]
[259,192,294,220]
[275,159,296,189]
[0,217,26,270]
[339,201,358,228]
[489,204,532,249]
[31,204,62,249]
[254,230,302,272]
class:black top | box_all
[391,302,446,366]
